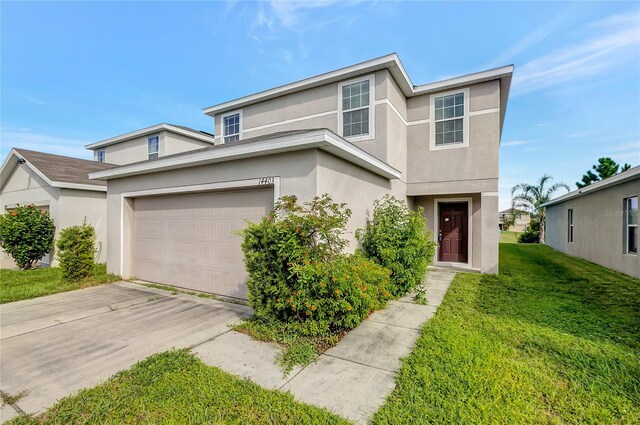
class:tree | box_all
[502,210,516,231]
[576,157,632,188]
[0,204,55,269]
[511,175,570,244]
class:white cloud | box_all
[0,129,92,160]
[485,12,571,68]
[502,140,529,147]
[512,12,640,95]
[18,93,46,105]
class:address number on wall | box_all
[258,177,275,185]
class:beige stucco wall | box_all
[406,80,500,192]
[414,193,499,273]
[546,180,640,278]
[315,150,403,250]
[0,165,108,267]
[58,189,108,263]
[213,70,410,180]
[94,131,212,165]
[104,150,320,277]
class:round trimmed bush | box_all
[0,204,55,269]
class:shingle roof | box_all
[14,148,115,187]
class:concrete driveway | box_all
[0,282,251,421]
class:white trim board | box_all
[242,110,337,134]
[118,177,280,277]
[433,197,473,269]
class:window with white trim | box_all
[148,135,159,160]
[567,208,574,243]
[434,92,464,146]
[223,112,241,143]
[96,149,105,163]
[339,77,373,139]
[625,196,638,254]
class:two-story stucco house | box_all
[88,54,513,300]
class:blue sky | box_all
[1,1,639,209]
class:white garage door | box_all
[133,188,273,299]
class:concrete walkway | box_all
[195,269,457,424]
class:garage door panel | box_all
[133,188,272,299]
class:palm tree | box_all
[511,175,570,243]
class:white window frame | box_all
[430,87,470,151]
[96,149,105,163]
[624,196,638,255]
[567,208,574,243]
[148,135,159,159]
[221,110,243,144]
[338,74,375,142]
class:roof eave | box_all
[541,166,640,208]
[202,56,514,118]
[85,124,215,150]
[89,129,401,181]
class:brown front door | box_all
[438,203,468,263]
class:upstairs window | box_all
[96,149,105,163]
[625,196,638,254]
[339,75,374,140]
[430,88,469,150]
[222,111,241,143]
[567,208,574,243]
[148,135,159,160]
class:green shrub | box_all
[0,204,55,269]
[57,221,96,281]
[518,220,541,244]
[239,194,391,336]
[356,195,436,297]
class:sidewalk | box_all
[194,269,457,424]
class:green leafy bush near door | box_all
[357,195,436,296]
[238,195,391,338]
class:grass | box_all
[373,243,640,424]
[8,349,348,425]
[0,264,120,304]
[500,230,520,243]
[234,318,342,374]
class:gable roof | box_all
[0,148,115,192]
[202,53,514,132]
[85,123,215,150]
[89,128,401,181]
[541,165,640,208]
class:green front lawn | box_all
[373,244,640,424]
[0,264,120,304]
[10,350,347,425]
[499,230,520,243]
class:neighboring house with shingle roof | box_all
[0,148,115,268]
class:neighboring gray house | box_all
[543,166,639,278]
[88,53,513,299]
[0,149,114,267]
